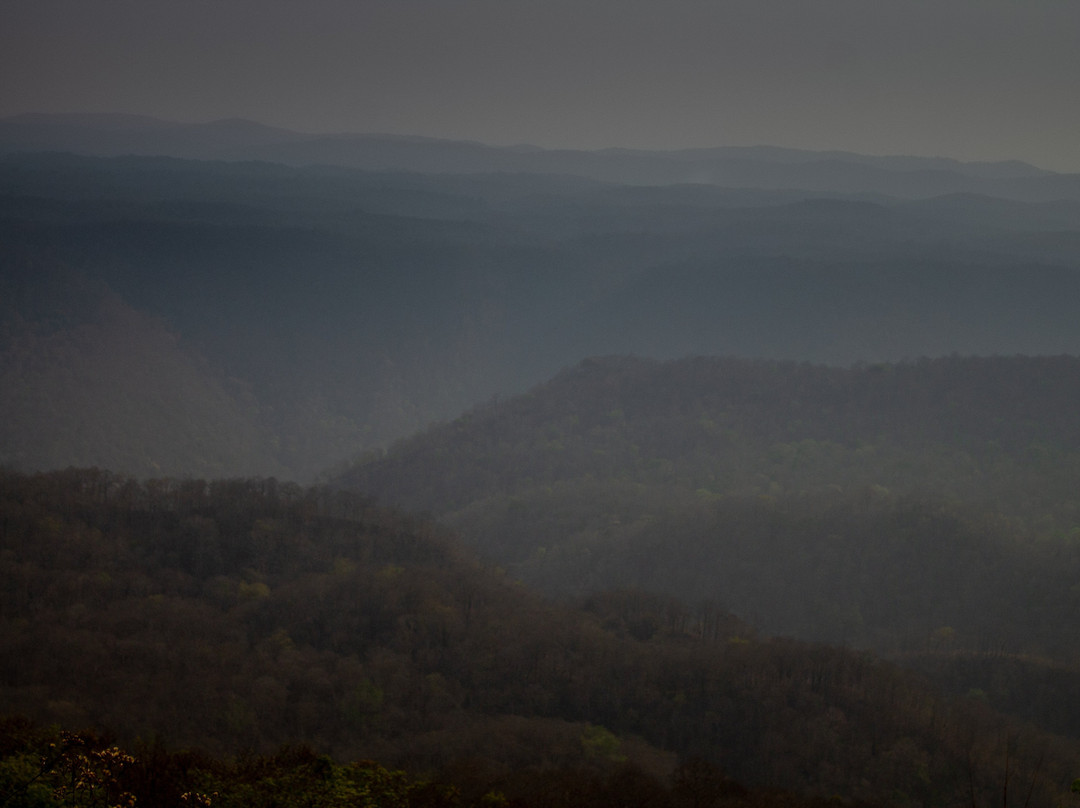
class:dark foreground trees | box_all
[2,470,1079,807]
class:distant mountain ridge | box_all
[2,113,1075,202]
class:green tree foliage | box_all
[3,470,1080,807]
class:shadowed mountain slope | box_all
[0,259,281,478]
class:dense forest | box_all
[2,469,1079,807]
[337,354,1080,526]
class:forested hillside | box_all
[336,355,1080,658]
[2,468,1078,807]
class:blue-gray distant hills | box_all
[2,112,1077,201]
[4,116,1080,480]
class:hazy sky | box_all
[2,0,1078,170]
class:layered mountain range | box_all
[4,115,1080,480]
[4,115,1080,806]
